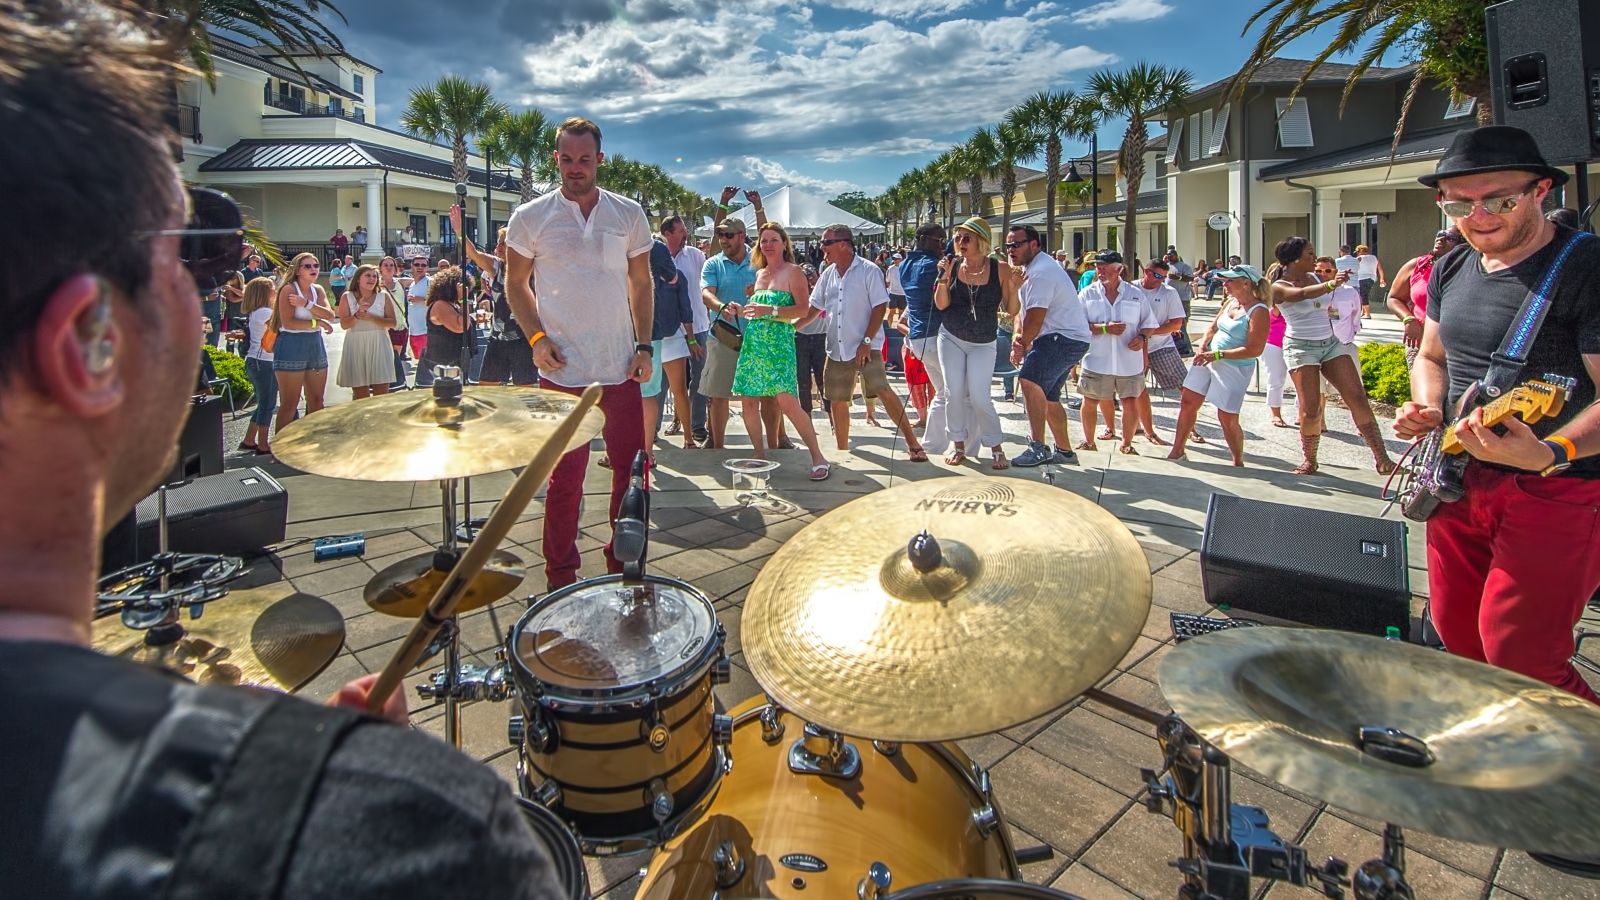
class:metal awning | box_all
[1009,190,1168,226]
[200,138,524,192]
[1259,128,1461,182]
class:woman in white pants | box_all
[933,216,1019,469]
[1262,305,1290,427]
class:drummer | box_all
[0,6,565,897]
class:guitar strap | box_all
[1481,229,1593,398]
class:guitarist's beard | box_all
[1460,209,1548,259]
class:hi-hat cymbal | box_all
[1161,626,1600,855]
[744,479,1151,742]
[92,585,345,692]
[365,549,525,617]
[272,386,605,481]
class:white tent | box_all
[694,185,884,239]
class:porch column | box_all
[1314,188,1342,257]
[476,195,491,245]
[363,179,382,258]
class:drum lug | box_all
[643,706,670,752]
[759,703,786,743]
[713,839,746,888]
[712,655,732,685]
[971,802,1001,837]
[871,740,900,757]
[789,723,862,780]
[646,777,674,824]
[531,778,562,809]
[713,713,734,748]
[528,708,558,754]
[857,861,892,900]
[507,714,525,747]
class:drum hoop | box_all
[509,573,723,703]
[520,746,730,857]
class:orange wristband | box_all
[1548,434,1577,459]
[527,330,547,349]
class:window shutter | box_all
[1444,96,1476,119]
[1165,118,1184,164]
[1206,103,1231,157]
[1188,113,1202,160]
[1275,97,1313,148]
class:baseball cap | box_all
[717,218,747,234]
[1093,250,1124,265]
[1215,264,1263,282]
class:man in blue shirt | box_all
[898,223,948,456]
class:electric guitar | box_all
[1397,375,1575,522]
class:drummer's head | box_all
[0,4,213,535]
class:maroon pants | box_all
[1426,464,1600,702]
[539,378,645,591]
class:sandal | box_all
[1118,445,1138,455]
[945,449,968,465]
[907,447,930,463]
[1294,461,1318,475]
[1075,441,1097,452]
[1146,434,1170,447]
[1166,450,1187,461]
[1271,417,1292,428]
[597,456,612,469]
[991,451,1009,471]
[1189,432,1208,445]
[808,462,831,481]
[1097,430,1115,440]
[1375,459,1396,476]
[237,440,258,452]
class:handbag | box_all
[260,323,278,353]
[711,316,743,352]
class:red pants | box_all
[539,378,645,590]
[1426,464,1600,702]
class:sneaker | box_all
[1012,441,1053,467]
[1066,396,1083,410]
[1052,446,1078,464]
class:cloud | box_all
[814,0,982,19]
[1076,0,1174,28]
[814,137,945,163]
[739,157,863,196]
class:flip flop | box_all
[1271,418,1292,428]
[907,448,930,462]
[809,462,831,481]
[945,450,968,465]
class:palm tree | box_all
[400,76,507,187]
[1235,0,1493,129]
[1088,63,1193,264]
[143,1,348,88]
[960,128,1001,221]
[1007,90,1092,253]
[483,108,553,204]
[928,150,960,229]
[992,119,1040,238]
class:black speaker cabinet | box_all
[168,393,225,484]
[135,466,287,557]
[1488,0,1600,165]
[1201,494,1411,638]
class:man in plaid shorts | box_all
[1135,257,1190,446]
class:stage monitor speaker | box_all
[1487,0,1600,166]
[167,394,225,485]
[1200,494,1412,638]
[135,466,287,558]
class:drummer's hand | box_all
[531,334,566,370]
[330,673,409,725]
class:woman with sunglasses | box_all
[1269,237,1395,476]
[336,264,399,400]
[270,252,335,435]
[1165,264,1271,466]
[934,216,1019,469]
[1386,229,1462,367]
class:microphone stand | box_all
[453,181,480,542]
[614,452,651,582]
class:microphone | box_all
[614,451,651,581]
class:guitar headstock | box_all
[1509,375,1574,424]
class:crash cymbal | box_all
[744,479,1151,742]
[92,585,344,692]
[272,386,605,481]
[1161,626,1600,855]
[365,548,526,618]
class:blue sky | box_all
[331,0,1382,199]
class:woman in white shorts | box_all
[1166,265,1270,466]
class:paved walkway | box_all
[212,311,1599,899]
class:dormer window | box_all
[353,72,364,95]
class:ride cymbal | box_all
[272,386,604,481]
[365,548,526,618]
[744,479,1151,742]
[92,585,344,692]
[1161,626,1600,855]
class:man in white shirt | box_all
[404,257,432,386]
[1134,258,1189,445]
[815,224,927,460]
[1334,245,1358,276]
[502,117,655,591]
[661,215,709,442]
[1077,250,1157,454]
[1004,225,1090,466]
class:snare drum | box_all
[508,575,731,855]
[514,797,590,899]
[637,699,1020,898]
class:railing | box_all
[177,103,201,143]
[270,241,450,267]
[263,92,364,122]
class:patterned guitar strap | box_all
[1479,229,1593,398]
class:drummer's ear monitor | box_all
[82,278,115,375]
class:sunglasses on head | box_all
[141,186,245,291]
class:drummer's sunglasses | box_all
[142,186,246,290]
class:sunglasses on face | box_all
[819,238,850,247]
[1003,240,1033,249]
[140,186,246,291]
[301,263,319,270]
[952,234,973,244]
[1437,182,1540,218]
[717,232,739,239]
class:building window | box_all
[1444,96,1476,119]
[1205,103,1231,157]
[328,97,342,116]
[353,72,364,95]
[354,107,366,123]
[1165,118,1184,165]
[1275,97,1314,149]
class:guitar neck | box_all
[1441,382,1565,455]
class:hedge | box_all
[204,345,254,404]
[1359,342,1410,407]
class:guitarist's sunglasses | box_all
[139,187,246,291]
[1436,180,1540,218]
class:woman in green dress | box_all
[735,222,831,480]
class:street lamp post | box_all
[1064,130,1100,253]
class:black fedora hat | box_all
[1419,125,1569,188]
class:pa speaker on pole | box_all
[1487,0,1600,166]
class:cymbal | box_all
[364,548,526,618]
[272,386,605,481]
[1161,626,1600,855]
[743,479,1151,742]
[92,585,345,692]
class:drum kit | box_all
[98,373,1600,900]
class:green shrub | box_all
[1360,342,1410,406]
[203,345,254,403]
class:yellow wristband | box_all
[1548,434,1578,459]
[527,330,547,349]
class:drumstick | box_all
[365,383,605,713]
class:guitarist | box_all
[1394,126,1600,706]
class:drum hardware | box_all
[613,451,650,582]
[758,699,786,743]
[648,777,675,824]
[416,657,513,703]
[712,840,745,888]
[788,722,863,779]
[97,552,247,638]
[743,479,1150,742]
[723,457,782,510]
[872,739,901,757]
[859,861,893,899]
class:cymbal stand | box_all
[415,477,468,747]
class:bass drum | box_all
[882,880,1086,899]
[637,699,1019,898]
[514,797,590,899]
